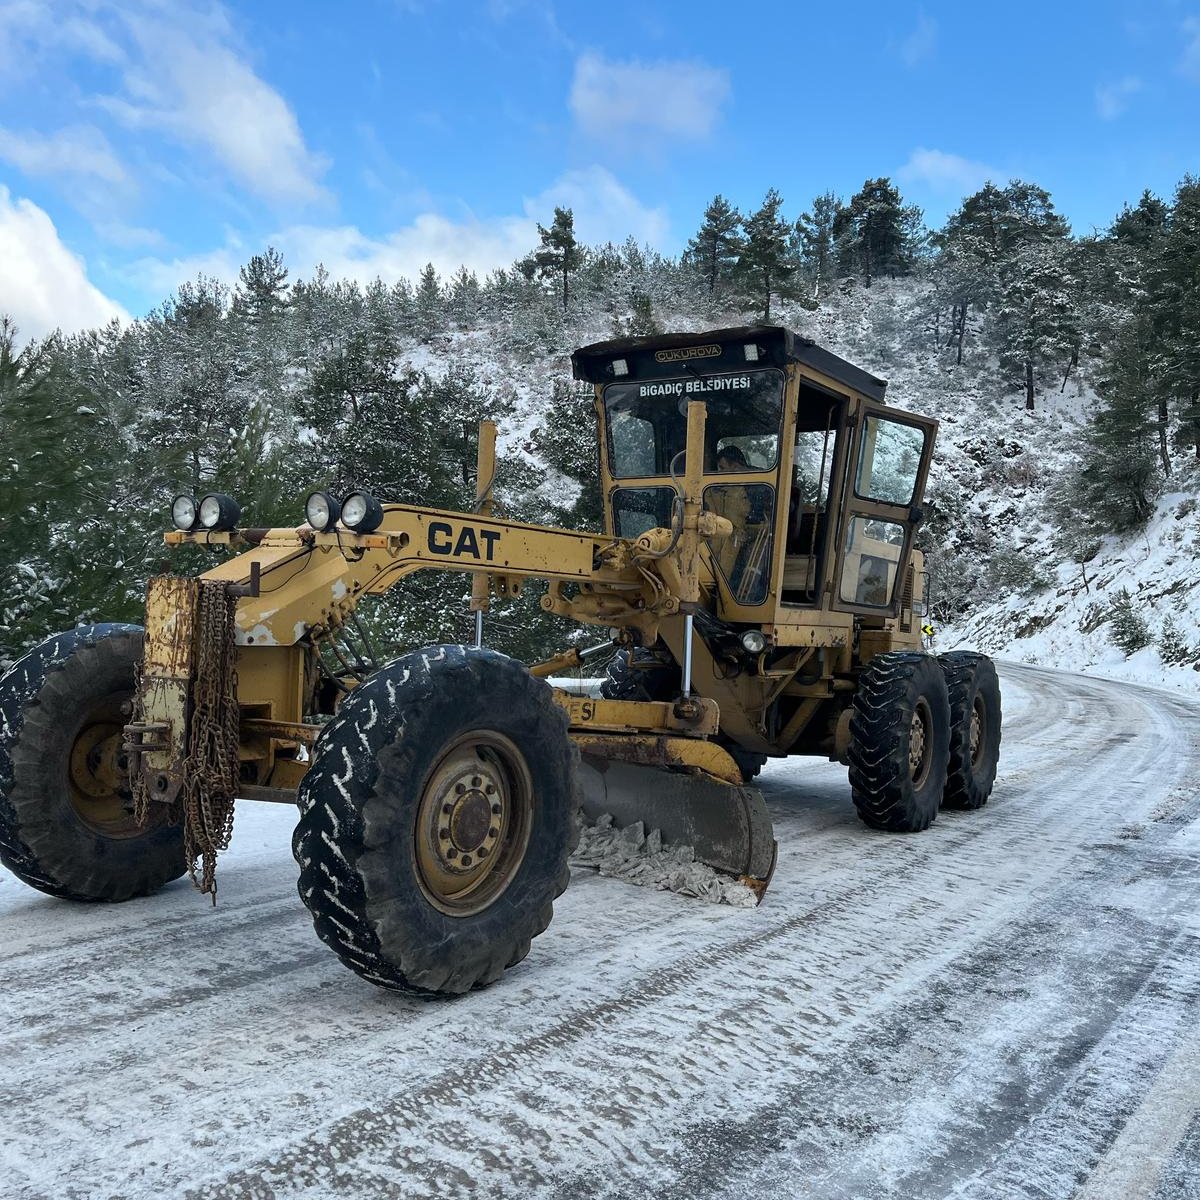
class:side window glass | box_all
[839,516,905,607]
[855,416,925,506]
[608,407,657,477]
[703,483,775,606]
[611,487,677,539]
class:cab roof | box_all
[571,325,888,405]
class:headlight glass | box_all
[741,630,767,655]
[305,491,339,532]
[340,491,383,532]
[341,493,367,527]
[171,494,198,531]
[197,493,241,531]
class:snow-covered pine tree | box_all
[531,207,581,311]
[795,191,840,299]
[684,195,744,295]
[834,178,920,286]
[735,188,797,320]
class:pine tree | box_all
[834,178,920,285]
[685,195,744,294]
[532,207,581,310]
[1109,588,1151,655]
[235,246,290,324]
[995,238,1080,410]
[415,263,443,342]
[735,189,797,320]
[1157,177,1200,460]
[795,192,840,298]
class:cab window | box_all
[854,416,926,507]
[604,370,784,478]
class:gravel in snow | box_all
[571,814,759,907]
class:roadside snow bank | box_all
[945,489,1200,694]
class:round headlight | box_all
[741,629,767,655]
[305,491,340,532]
[198,492,241,531]
[341,490,383,533]
[171,494,198,531]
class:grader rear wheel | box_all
[848,652,951,833]
[939,652,1002,810]
[0,626,186,901]
[293,645,579,995]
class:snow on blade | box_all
[570,813,758,907]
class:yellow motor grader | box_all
[0,327,1000,996]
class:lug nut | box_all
[484,783,496,795]
[477,846,489,858]
[471,776,482,788]
[461,854,472,867]
[488,825,499,839]
[442,802,453,815]
[447,848,459,860]
[491,803,501,816]
[439,827,450,840]
[455,782,466,795]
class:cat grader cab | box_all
[0,327,1001,996]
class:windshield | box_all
[603,370,785,478]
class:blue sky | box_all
[0,0,1197,340]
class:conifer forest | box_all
[2,174,1198,672]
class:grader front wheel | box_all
[293,645,579,995]
[0,626,186,901]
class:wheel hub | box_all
[969,698,985,766]
[908,699,932,787]
[444,779,501,861]
[416,731,533,915]
[66,695,142,834]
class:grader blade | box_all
[576,756,777,892]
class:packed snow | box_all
[2,663,1198,1199]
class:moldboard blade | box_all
[576,755,777,890]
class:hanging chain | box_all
[180,579,241,901]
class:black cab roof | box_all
[571,325,888,405]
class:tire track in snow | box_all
[179,667,1198,1199]
[1,665,1196,1200]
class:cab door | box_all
[831,402,938,618]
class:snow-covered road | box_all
[2,664,1199,1200]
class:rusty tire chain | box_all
[131,579,240,899]
[182,580,242,900]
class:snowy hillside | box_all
[383,276,1198,692]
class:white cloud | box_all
[1095,75,1142,120]
[0,1,327,206]
[898,11,938,68]
[898,147,1000,196]
[125,167,668,299]
[99,10,329,206]
[0,186,128,342]
[1182,17,1200,82]
[0,124,128,184]
[569,52,730,142]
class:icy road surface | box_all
[2,663,1199,1200]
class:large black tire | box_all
[600,648,767,782]
[293,644,579,996]
[939,652,1002,810]
[599,647,679,703]
[848,651,951,833]
[0,625,186,901]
